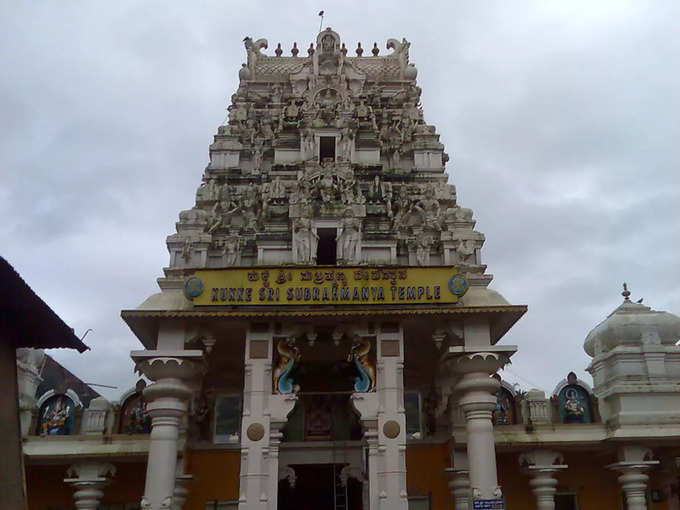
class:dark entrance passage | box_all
[316,228,337,265]
[278,463,363,510]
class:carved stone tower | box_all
[163,27,489,286]
[126,28,524,510]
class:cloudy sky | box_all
[1,1,678,400]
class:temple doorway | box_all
[278,463,363,510]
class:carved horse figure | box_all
[347,337,376,392]
[273,338,300,394]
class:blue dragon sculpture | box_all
[348,337,376,392]
[273,338,300,394]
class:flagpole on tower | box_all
[318,10,324,33]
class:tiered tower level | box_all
[163,28,488,287]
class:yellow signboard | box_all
[184,266,469,306]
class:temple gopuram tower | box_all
[122,28,526,510]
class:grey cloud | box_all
[1,0,678,398]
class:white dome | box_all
[584,292,680,357]
[137,291,194,311]
[459,286,510,307]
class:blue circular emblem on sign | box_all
[448,274,468,296]
[184,276,204,299]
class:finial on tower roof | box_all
[275,43,282,57]
[372,42,379,56]
[356,42,363,57]
[291,42,299,57]
[622,283,631,301]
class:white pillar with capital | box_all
[350,322,408,510]
[449,345,515,502]
[519,450,567,510]
[445,449,471,510]
[608,446,659,510]
[238,324,297,510]
[132,350,204,510]
[64,462,116,510]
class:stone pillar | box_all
[172,474,193,510]
[519,450,567,510]
[445,449,470,510]
[64,462,116,510]
[351,322,407,510]
[238,324,297,510]
[16,348,45,437]
[608,446,659,510]
[131,351,204,510]
[451,350,513,501]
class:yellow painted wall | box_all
[498,450,672,510]
[26,462,146,509]
[184,449,240,510]
[406,443,452,510]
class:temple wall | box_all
[26,462,146,509]
[184,450,240,509]
[405,443,450,510]
[497,451,653,510]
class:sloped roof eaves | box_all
[0,257,89,352]
[121,304,527,319]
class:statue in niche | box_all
[196,177,219,202]
[181,238,193,262]
[271,177,286,201]
[221,232,242,266]
[241,182,260,231]
[293,217,318,264]
[290,178,312,205]
[251,138,264,174]
[558,372,592,424]
[382,181,393,217]
[368,176,382,204]
[340,178,356,205]
[301,129,315,161]
[259,118,274,142]
[413,234,434,266]
[455,239,476,265]
[39,395,74,436]
[316,163,337,205]
[339,127,353,162]
[336,209,361,263]
[355,99,369,119]
[271,84,282,104]
[285,100,300,120]
[413,185,442,230]
[391,185,411,230]
[260,181,272,219]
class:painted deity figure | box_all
[560,372,589,424]
[563,388,585,422]
[40,396,72,436]
[336,210,361,263]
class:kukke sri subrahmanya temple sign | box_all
[184,265,468,306]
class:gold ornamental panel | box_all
[184,266,469,306]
